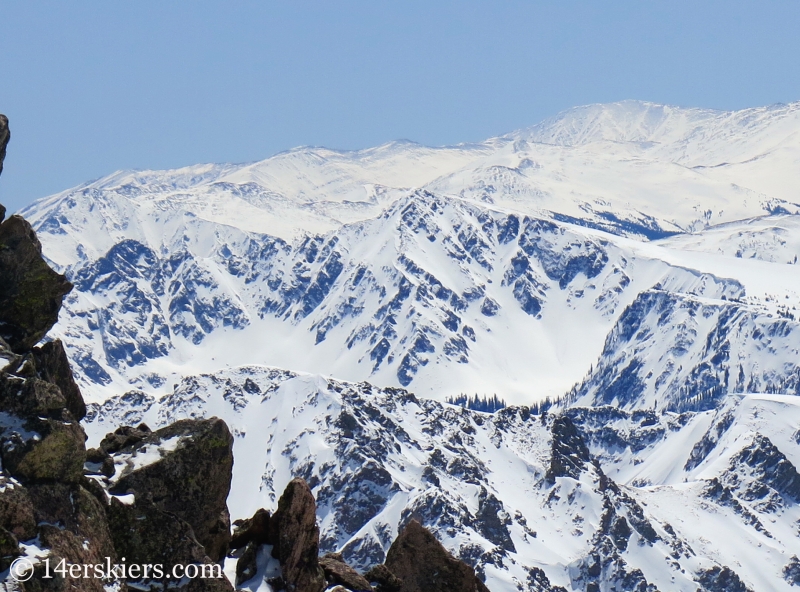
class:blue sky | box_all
[1,1,799,212]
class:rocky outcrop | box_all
[107,418,234,561]
[319,553,373,591]
[380,520,490,592]
[0,117,113,590]
[0,114,8,186]
[546,415,592,483]
[0,215,72,353]
[363,564,402,592]
[0,204,111,592]
[231,482,489,592]
[270,478,327,592]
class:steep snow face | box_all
[36,188,754,406]
[570,286,800,412]
[84,367,800,592]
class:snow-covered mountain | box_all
[82,366,800,591]
[20,99,800,405]
[15,99,800,590]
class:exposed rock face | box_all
[0,113,8,189]
[319,553,373,591]
[270,478,327,592]
[31,339,87,420]
[230,507,272,550]
[0,215,72,352]
[546,415,592,483]
[784,556,800,586]
[696,566,753,592]
[108,418,234,561]
[364,564,402,592]
[382,520,490,592]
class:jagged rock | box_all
[106,492,205,565]
[546,415,592,483]
[525,566,568,592]
[230,507,273,549]
[784,555,800,586]
[727,434,800,503]
[382,520,490,592]
[0,215,72,352]
[14,482,121,592]
[99,423,151,453]
[0,374,67,417]
[0,113,8,193]
[84,447,115,477]
[231,508,276,587]
[319,552,374,591]
[270,477,326,592]
[696,565,753,592]
[31,340,86,420]
[234,543,259,585]
[2,417,85,483]
[108,418,234,562]
[0,475,36,541]
[364,564,403,592]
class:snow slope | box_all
[83,367,800,592]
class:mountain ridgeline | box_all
[7,101,800,590]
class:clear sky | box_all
[1,1,799,212]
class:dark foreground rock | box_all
[320,553,373,591]
[271,478,327,592]
[381,520,490,592]
[0,215,72,352]
[108,418,234,562]
[0,113,8,183]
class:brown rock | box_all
[0,476,37,540]
[108,418,233,562]
[31,340,86,420]
[3,418,86,484]
[0,215,72,353]
[364,564,402,592]
[235,543,259,585]
[0,113,8,182]
[106,493,233,592]
[16,483,120,592]
[0,375,66,417]
[230,508,273,549]
[270,478,326,592]
[99,424,151,454]
[384,520,490,592]
[320,553,374,591]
